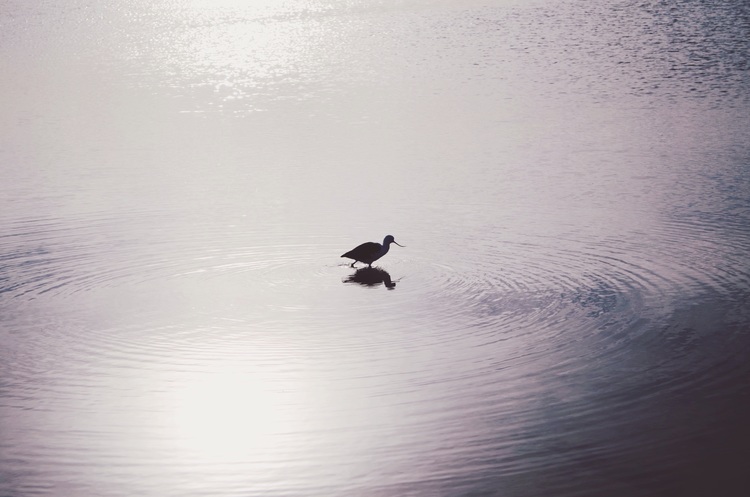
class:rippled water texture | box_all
[2,0,750,496]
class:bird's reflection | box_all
[343,267,397,289]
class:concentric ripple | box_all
[0,212,336,300]
[3,202,750,497]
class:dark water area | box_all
[2,0,750,496]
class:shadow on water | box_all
[343,267,397,289]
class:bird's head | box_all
[384,235,404,247]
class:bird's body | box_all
[341,235,404,267]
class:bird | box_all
[341,235,404,268]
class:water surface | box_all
[2,0,750,496]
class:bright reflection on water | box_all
[2,0,750,496]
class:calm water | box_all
[2,0,750,496]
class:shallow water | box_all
[2,0,750,496]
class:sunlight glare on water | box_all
[169,371,287,459]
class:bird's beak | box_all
[394,241,405,247]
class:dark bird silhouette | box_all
[341,235,404,267]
